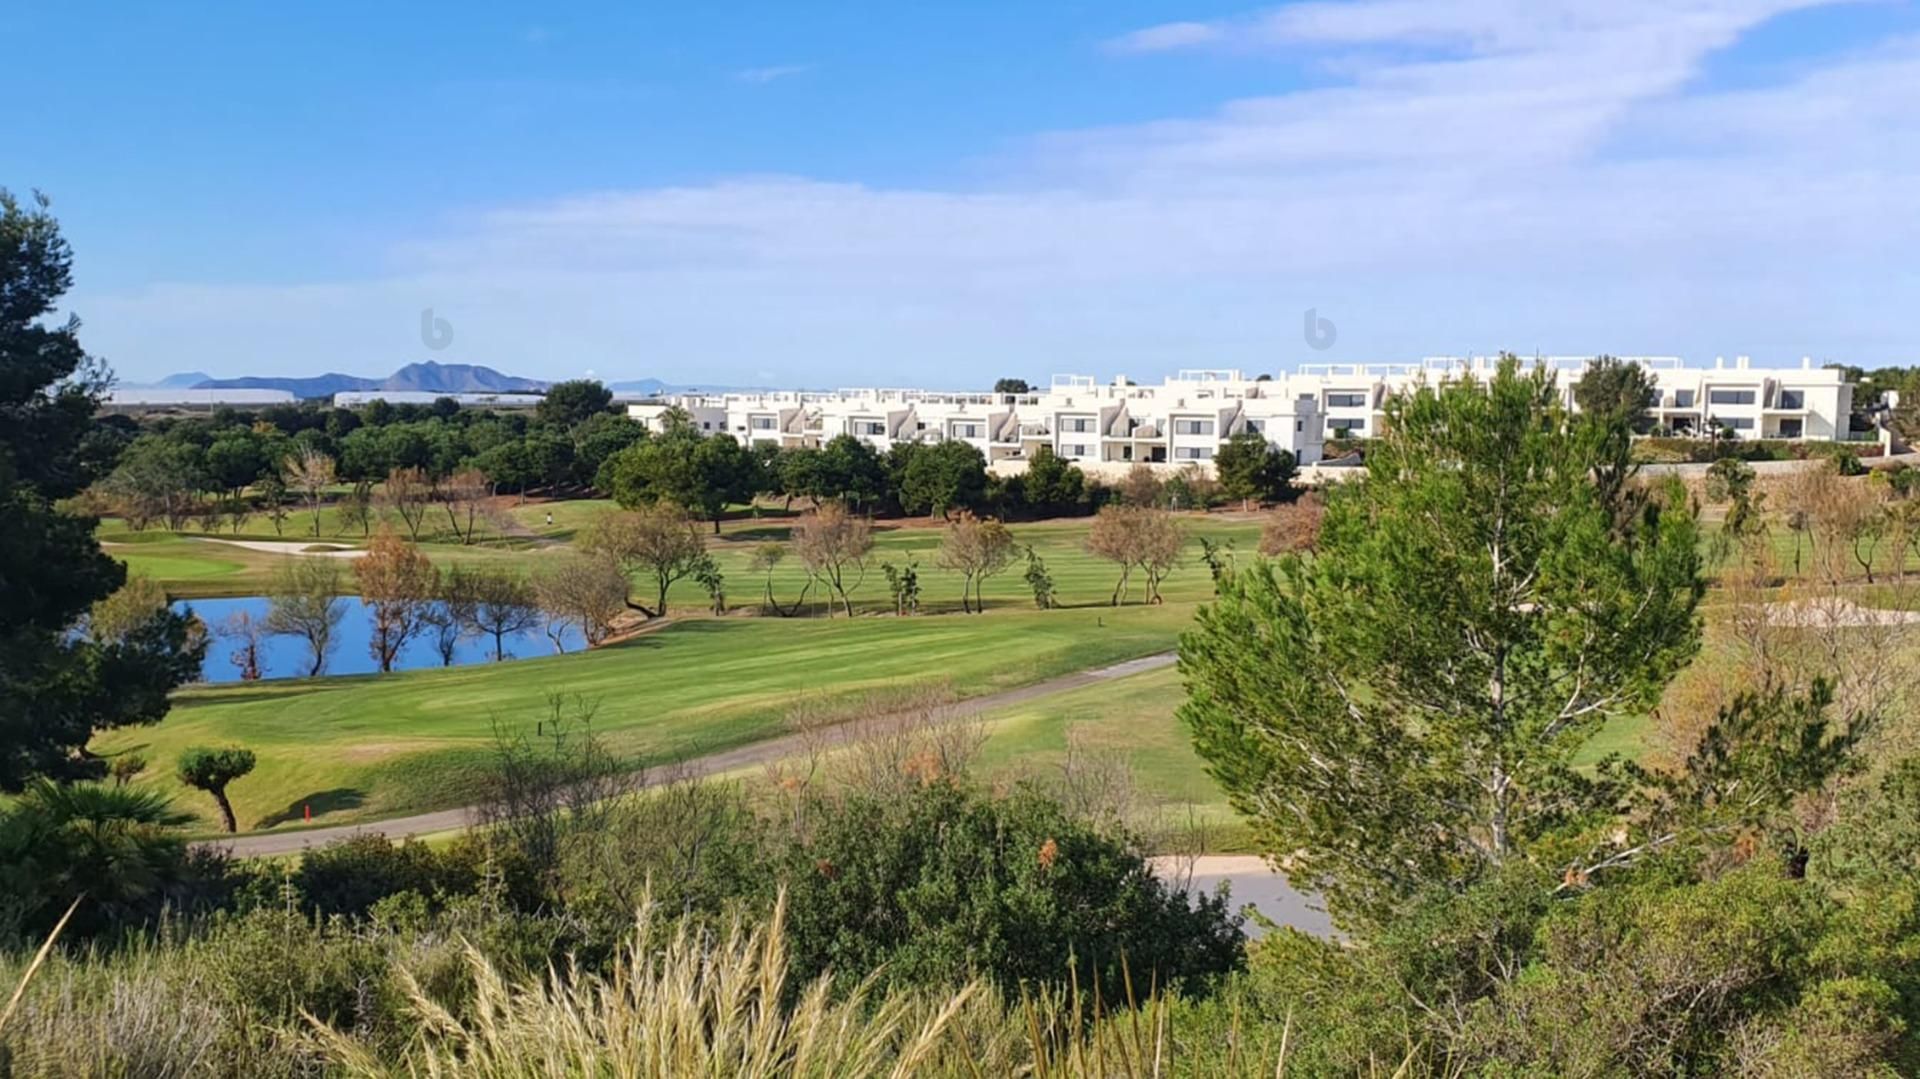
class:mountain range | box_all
[128,364,772,399]
[173,361,547,399]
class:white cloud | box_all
[74,1,1920,384]
[1102,21,1223,54]
[733,64,813,85]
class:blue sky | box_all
[6,0,1918,386]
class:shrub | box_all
[292,834,471,918]
[779,779,1243,998]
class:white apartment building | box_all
[1295,355,1855,442]
[629,371,1328,476]
[626,356,1862,477]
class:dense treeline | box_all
[83,392,1303,541]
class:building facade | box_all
[629,371,1329,475]
[626,356,1861,476]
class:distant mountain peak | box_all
[188,363,547,399]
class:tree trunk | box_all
[214,789,237,833]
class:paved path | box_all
[211,651,1179,857]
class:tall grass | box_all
[306,890,976,1078]
[299,888,1338,1077]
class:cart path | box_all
[210,650,1179,857]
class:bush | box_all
[780,779,1243,998]
[292,834,472,918]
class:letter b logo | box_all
[1303,308,1337,351]
[420,308,454,351]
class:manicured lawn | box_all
[97,602,1196,833]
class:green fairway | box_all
[97,602,1196,833]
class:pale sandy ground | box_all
[195,537,365,559]
[1765,597,1920,627]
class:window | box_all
[1243,419,1264,433]
[1777,390,1805,409]
[1295,420,1304,432]
[1717,416,1755,431]
[1327,392,1367,408]
[1777,418,1804,438]
[1060,442,1092,457]
[1173,418,1214,436]
[701,421,712,430]
[1064,417,1094,433]
[750,417,776,430]
[1708,389,1756,406]
[1175,446,1214,460]
[857,421,886,436]
[1672,390,1695,408]
[953,423,981,439]
[1328,417,1365,433]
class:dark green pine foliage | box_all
[1179,357,1704,929]
[0,191,205,788]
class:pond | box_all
[174,596,585,683]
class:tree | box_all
[793,501,874,617]
[1023,546,1056,609]
[1259,493,1326,555]
[1105,465,1157,509]
[1213,430,1297,510]
[175,746,256,833]
[258,473,291,536]
[438,467,490,545]
[102,434,203,529]
[1086,503,1185,604]
[992,377,1032,394]
[882,560,921,615]
[531,553,629,648]
[605,428,761,532]
[898,440,986,519]
[749,542,808,616]
[578,503,708,617]
[379,465,433,540]
[1572,355,1657,433]
[1179,359,1704,929]
[818,434,888,510]
[220,609,270,681]
[535,379,614,428]
[1014,446,1088,517]
[336,478,375,537]
[426,563,478,666]
[354,526,436,671]
[460,565,540,660]
[265,557,345,677]
[0,190,205,789]
[936,511,1017,613]
[283,443,336,537]
[0,781,195,938]
[87,573,171,643]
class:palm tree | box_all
[0,782,193,936]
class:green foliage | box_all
[892,439,987,518]
[176,747,258,833]
[1023,546,1056,609]
[534,378,614,428]
[1572,355,1657,432]
[1,190,204,789]
[780,779,1242,997]
[992,377,1031,394]
[1180,358,1704,928]
[1212,430,1297,507]
[604,426,762,530]
[0,781,216,940]
[881,560,921,615]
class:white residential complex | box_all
[628,356,1859,476]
